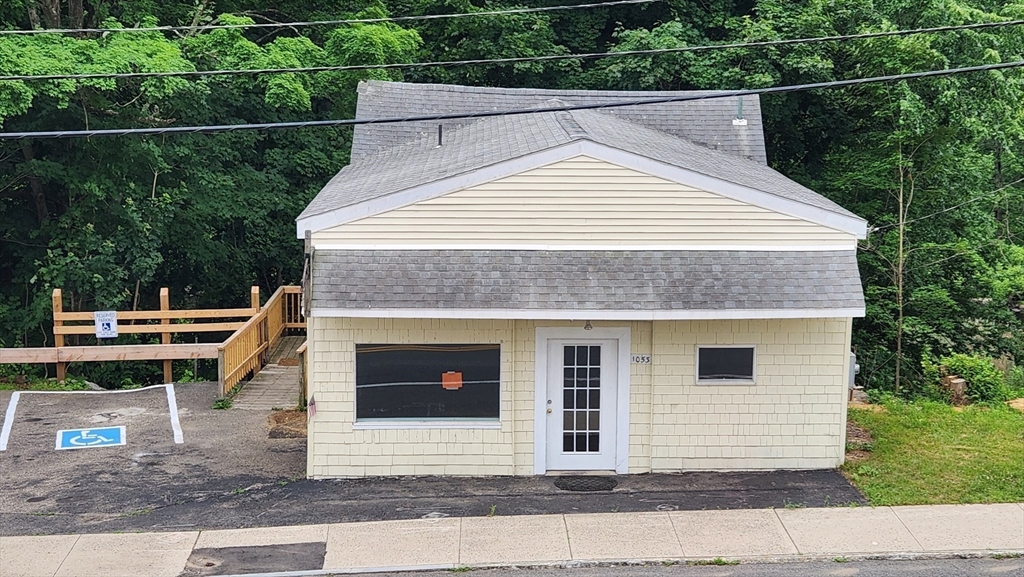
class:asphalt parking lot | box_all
[0,382,305,536]
[0,382,867,537]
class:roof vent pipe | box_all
[437,124,443,147]
[732,98,748,126]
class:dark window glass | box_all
[697,347,755,381]
[355,344,500,419]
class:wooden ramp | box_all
[231,336,305,411]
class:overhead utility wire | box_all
[1,59,1021,140]
[2,19,1023,82]
[0,0,659,35]
[871,176,1024,232]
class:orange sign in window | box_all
[442,371,463,390]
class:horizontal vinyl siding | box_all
[311,156,856,246]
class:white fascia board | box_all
[573,142,868,239]
[311,243,858,252]
[296,139,867,239]
[310,307,866,320]
[296,141,589,238]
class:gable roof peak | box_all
[352,81,770,164]
[554,110,588,139]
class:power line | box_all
[872,177,1024,232]
[0,0,659,36]
[1,59,1021,140]
[2,19,1023,82]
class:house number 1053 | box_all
[631,355,651,364]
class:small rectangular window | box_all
[356,344,500,420]
[696,346,755,384]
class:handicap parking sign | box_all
[55,426,126,450]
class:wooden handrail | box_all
[217,285,305,396]
[2,285,304,391]
[54,322,245,335]
[53,308,258,322]
[0,344,219,363]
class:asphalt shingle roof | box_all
[352,81,768,164]
[299,106,861,222]
[311,250,865,312]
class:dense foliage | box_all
[2,0,1024,391]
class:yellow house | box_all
[296,81,867,479]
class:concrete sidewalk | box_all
[2,503,1021,577]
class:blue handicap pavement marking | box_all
[55,426,126,450]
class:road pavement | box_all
[365,558,1024,577]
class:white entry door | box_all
[545,339,618,471]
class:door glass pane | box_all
[562,344,601,454]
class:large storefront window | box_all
[355,344,500,420]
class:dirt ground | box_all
[268,410,306,438]
[0,382,867,537]
[844,421,875,463]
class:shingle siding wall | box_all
[648,318,852,471]
[306,317,850,478]
[307,317,518,478]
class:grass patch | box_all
[0,376,91,392]
[689,558,739,566]
[212,382,243,410]
[843,400,1024,505]
[992,553,1023,559]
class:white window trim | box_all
[353,343,502,425]
[695,344,757,385]
[352,420,501,430]
[533,326,631,475]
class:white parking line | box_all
[165,384,184,444]
[0,391,21,451]
[0,384,184,450]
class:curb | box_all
[213,550,1024,577]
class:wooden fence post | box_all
[251,286,265,365]
[52,288,65,382]
[160,288,172,384]
[217,348,226,398]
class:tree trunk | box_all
[893,144,913,397]
[68,0,85,29]
[26,0,41,28]
[187,0,211,36]
[895,170,904,397]
[20,141,50,225]
[38,0,61,28]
